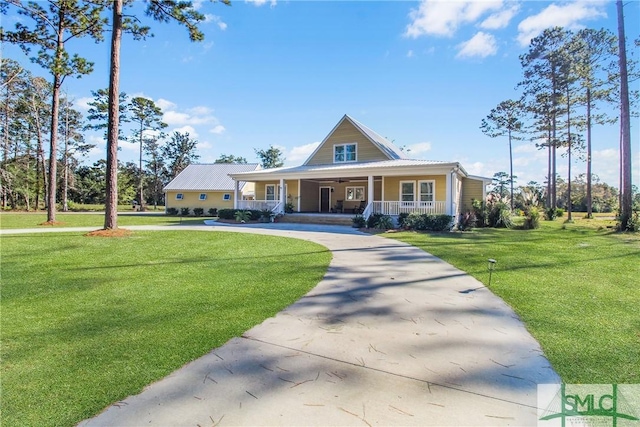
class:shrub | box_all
[207,208,218,217]
[234,210,251,222]
[523,207,540,230]
[487,202,511,228]
[367,212,384,229]
[180,207,190,216]
[404,212,424,230]
[471,199,487,227]
[352,215,366,228]
[424,214,453,231]
[259,209,273,222]
[374,215,394,230]
[193,207,204,217]
[457,211,477,231]
[545,208,557,221]
[556,208,565,218]
[218,209,235,220]
[404,213,453,231]
[397,212,409,229]
[248,210,262,221]
[166,207,179,216]
[284,203,294,213]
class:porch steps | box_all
[279,213,354,226]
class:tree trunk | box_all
[138,122,144,211]
[566,87,572,221]
[616,0,632,230]
[48,70,62,222]
[586,87,593,218]
[508,129,514,211]
[2,85,9,209]
[104,0,123,230]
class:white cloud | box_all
[456,31,498,59]
[404,0,504,38]
[210,125,226,134]
[405,142,432,156]
[287,141,320,163]
[407,50,415,58]
[464,161,490,176]
[155,98,177,112]
[198,141,213,150]
[517,1,607,46]
[480,4,519,30]
[163,108,218,126]
[245,0,276,7]
[187,106,213,115]
[173,125,198,138]
[75,97,93,111]
[204,14,227,30]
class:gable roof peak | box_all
[303,114,408,165]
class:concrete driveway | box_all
[5,222,560,426]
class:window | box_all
[419,180,435,202]
[345,186,365,201]
[199,193,207,201]
[334,143,357,163]
[400,181,415,202]
[176,193,183,200]
[265,184,276,201]
[223,193,231,201]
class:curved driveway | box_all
[4,222,560,425]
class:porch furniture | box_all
[354,200,366,214]
[333,200,344,213]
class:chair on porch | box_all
[354,200,366,214]
[333,200,344,213]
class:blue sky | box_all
[3,0,639,187]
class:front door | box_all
[319,187,331,212]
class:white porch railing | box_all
[361,201,373,220]
[237,200,278,211]
[271,201,283,214]
[372,201,446,215]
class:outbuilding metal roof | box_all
[163,163,260,191]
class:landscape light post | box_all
[488,259,497,286]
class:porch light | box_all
[488,259,497,286]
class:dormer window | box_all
[334,143,357,163]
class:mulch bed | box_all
[84,228,133,238]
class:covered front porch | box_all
[233,173,453,219]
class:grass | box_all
[386,217,640,384]
[1,231,332,427]
[0,212,205,229]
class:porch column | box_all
[445,171,452,215]
[367,175,374,206]
[233,179,239,209]
[297,179,301,212]
[280,178,286,213]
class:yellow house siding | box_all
[383,175,446,201]
[306,120,390,165]
[461,178,484,212]
[165,190,235,211]
[285,180,299,208]
[254,181,280,200]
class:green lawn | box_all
[1,231,331,427]
[0,212,203,229]
[387,219,640,384]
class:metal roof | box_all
[346,115,408,160]
[163,163,260,191]
[229,159,468,180]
